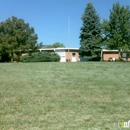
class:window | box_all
[122,53,127,58]
[128,53,130,58]
[121,53,130,58]
[72,53,76,57]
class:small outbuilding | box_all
[101,49,130,61]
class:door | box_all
[72,52,76,62]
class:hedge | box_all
[20,52,60,62]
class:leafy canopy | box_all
[40,42,65,48]
[0,16,38,61]
[102,2,130,50]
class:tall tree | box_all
[102,2,130,50]
[79,2,101,61]
[0,16,38,62]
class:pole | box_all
[68,17,70,62]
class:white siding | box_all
[55,50,66,62]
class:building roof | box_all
[39,48,79,51]
[101,49,119,52]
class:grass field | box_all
[0,62,130,130]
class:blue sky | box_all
[0,0,130,48]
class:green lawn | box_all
[0,62,130,130]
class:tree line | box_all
[0,2,130,62]
[0,16,64,62]
[79,2,130,61]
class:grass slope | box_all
[0,62,130,130]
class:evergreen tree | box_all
[102,2,130,50]
[0,16,38,62]
[79,2,101,61]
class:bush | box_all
[116,57,125,62]
[20,52,60,62]
[80,55,101,62]
[50,53,61,62]
[90,56,101,61]
[13,56,19,62]
[0,51,11,62]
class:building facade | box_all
[101,49,130,61]
[39,48,79,62]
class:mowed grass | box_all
[0,62,130,130]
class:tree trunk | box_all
[11,52,14,62]
[18,56,20,62]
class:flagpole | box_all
[68,17,70,62]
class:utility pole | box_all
[68,17,70,62]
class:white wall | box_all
[55,50,66,62]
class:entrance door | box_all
[60,56,66,62]
[72,52,76,62]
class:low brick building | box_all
[101,49,130,61]
[39,48,79,62]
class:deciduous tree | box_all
[40,42,65,48]
[102,2,130,50]
[0,16,38,62]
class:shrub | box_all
[20,52,60,62]
[116,57,125,62]
[0,51,11,62]
[50,53,61,62]
[13,56,19,62]
[90,56,101,61]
